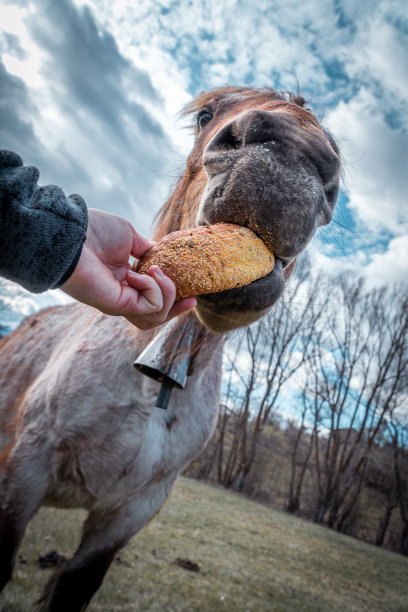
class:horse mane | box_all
[181,85,309,117]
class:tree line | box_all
[187,271,408,555]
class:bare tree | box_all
[302,278,408,530]
[387,413,408,555]
[373,421,401,547]
[216,270,328,492]
[286,399,315,513]
[187,273,408,554]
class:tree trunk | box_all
[401,524,408,556]
[375,504,395,547]
[328,501,340,528]
[233,467,246,493]
[287,496,300,514]
[314,503,327,524]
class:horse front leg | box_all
[0,441,51,592]
[36,540,118,612]
[0,504,22,592]
[36,480,175,612]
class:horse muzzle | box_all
[197,108,340,260]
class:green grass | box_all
[1,477,407,611]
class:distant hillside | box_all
[187,417,406,555]
[0,278,70,336]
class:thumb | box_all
[130,226,154,259]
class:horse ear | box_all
[291,95,307,107]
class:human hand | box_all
[60,208,196,329]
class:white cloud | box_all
[305,231,408,288]
[1,0,177,236]
[325,87,408,236]
[74,0,335,97]
[364,234,408,286]
[340,9,408,114]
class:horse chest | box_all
[44,358,221,511]
[142,393,219,479]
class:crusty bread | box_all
[133,223,275,300]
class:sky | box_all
[0,0,407,329]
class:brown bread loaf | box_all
[133,223,275,301]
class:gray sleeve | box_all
[0,150,88,293]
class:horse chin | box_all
[195,304,270,333]
[194,258,285,333]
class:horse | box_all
[0,86,340,610]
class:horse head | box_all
[154,86,340,332]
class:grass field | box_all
[1,476,407,611]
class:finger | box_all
[125,270,163,312]
[126,270,158,292]
[147,266,176,319]
[124,296,197,330]
[129,225,155,259]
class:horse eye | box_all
[197,110,213,131]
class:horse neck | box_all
[142,179,225,406]
[136,311,224,376]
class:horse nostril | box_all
[206,121,242,151]
[207,110,283,155]
[242,114,270,147]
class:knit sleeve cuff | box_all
[50,193,88,290]
[53,238,84,288]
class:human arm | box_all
[0,150,196,329]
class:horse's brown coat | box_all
[0,86,340,610]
